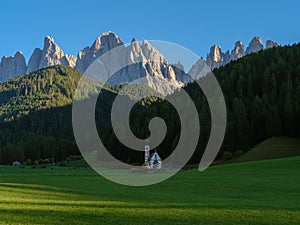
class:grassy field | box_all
[0,157,299,224]
[236,137,300,162]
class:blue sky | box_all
[0,0,299,62]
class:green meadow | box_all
[0,156,300,225]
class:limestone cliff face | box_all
[201,36,277,70]
[26,48,42,73]
[188,58,211,80]
[27,36,77,73]
[0,51,26,82]
[0,32,280,95]
[0,32,185,95]
[64,55,77,68]
[230,41,245,61]
[100,38,184,96]
[38,36,66,68]
[266,40,279,49]
[206,45,223,69]
[205,45,232,70]
[172,62,190,83]
[74,33,187,95]
[1,35,77,80]
[76,31,124,73]
[246,36,263,55]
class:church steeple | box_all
[144,144,150,164]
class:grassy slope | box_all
[66,159,89,167]
[236,137,300,163]
[0,157,299,225]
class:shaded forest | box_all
[0,43,300,164]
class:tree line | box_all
[0,43,300,164]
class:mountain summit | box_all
[76,31,124,73]
[0,51,26,81]
[203,36,279,70]
[245,36,264,55]
[0,32,280,95]
[27,36,76,73]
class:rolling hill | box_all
[236,137,300,162]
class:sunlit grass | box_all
[0,157,300,224]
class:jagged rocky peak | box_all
[266,40,279,49]
[0,32,281,95]
[43,36,61,54]
[64,54,77,68]
[39,36,67,68]
[125,39,167,65]
[201,37,277,71]
[223,50,230,63]
[189,58,211,80]
[126,38,146,64]
[27,36,76,73]
[141,40,166,64]
[246,36,263,55]
[0,51,26,82]
[14,51,27,77]
[103,37,181,95]
[137,39,176,81]
[172,62,190,83]
[75,47,91,73]
[207,45,222,62]
[91,31,124,55]
[76,31,124,73]
[80,33,182,95]
[230,41,245,61]
[206,45,229,69]
[27,48,42,73]
[173,61,185,71]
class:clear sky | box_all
[1,0,299,62]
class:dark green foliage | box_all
[222,151,234,161]
[213,44,300,156]
[0,66,160,164]
[1,43,300,165]
[96,43,300,164]
[0,66,102,163]
[0,66,82,122]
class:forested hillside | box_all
[0,66,81,122]
[0,43,300,165]
[215,43,300,153]
[0,66,116,163]
[103,43,300,163]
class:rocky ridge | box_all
[0,51,26,81]
[0,32,280,95]
[204,36,279,70]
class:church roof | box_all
[149,152,161,161]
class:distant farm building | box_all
[12,161,21,167]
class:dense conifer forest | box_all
[1,43,300,165]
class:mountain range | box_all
[0,32,279,95]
